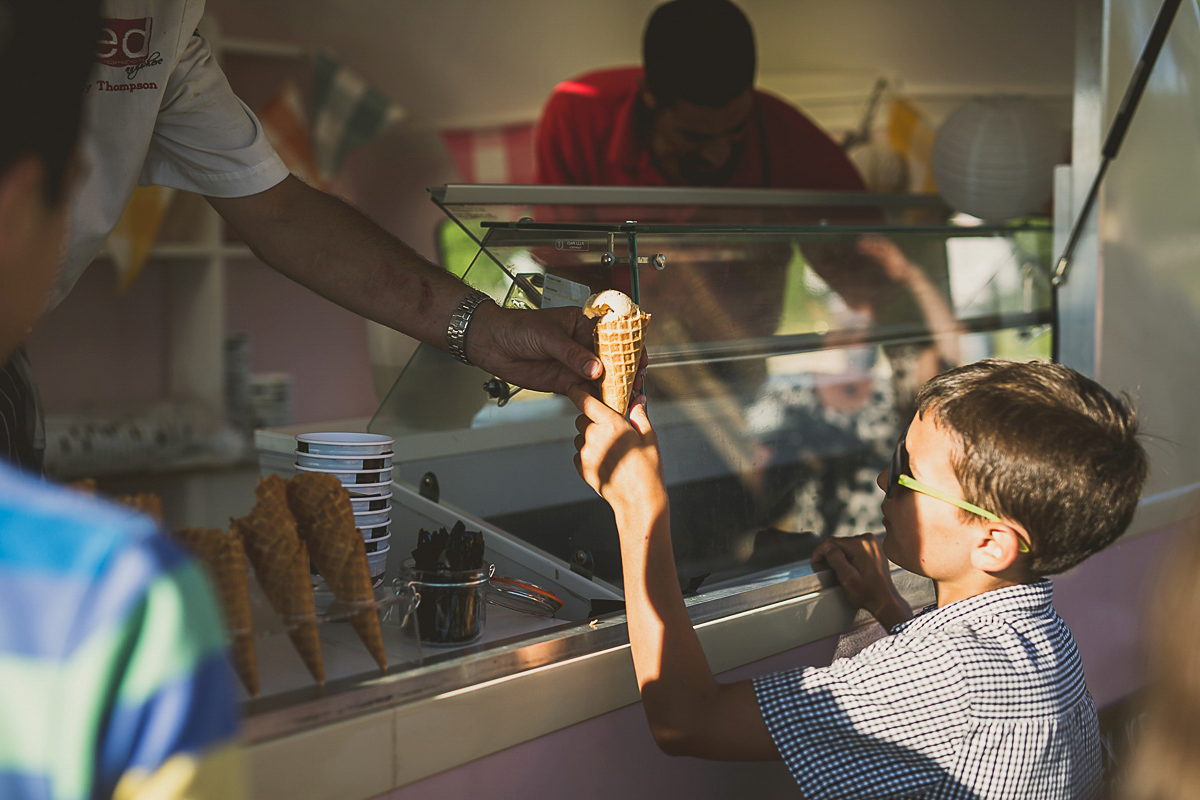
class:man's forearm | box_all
[208,176,474,350]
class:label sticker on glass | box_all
[555,239,589,252]
[542,273,592,308]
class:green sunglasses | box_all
[886,425,1030,554]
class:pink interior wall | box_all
[224,257,379,423]
[26,259,169,412]
[1054,522,1187,707]
[379,635,839,800]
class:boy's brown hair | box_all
[915,359,1148,575]
[0,0,99,204]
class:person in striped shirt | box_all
[0,2,246,797]
[571,359,1148,799]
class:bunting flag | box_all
[311,53,405,182]
[257,79,325,190]
[886,97,938,194]
[108,184,175,293]
[440,123,537,184]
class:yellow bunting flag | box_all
[257,79,325,190]
[108,184,175,293]
[887,97,938,194]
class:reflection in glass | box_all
[372,188,1053,594]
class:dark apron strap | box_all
[0,345,45,475]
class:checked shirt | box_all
[754,580,1100,799]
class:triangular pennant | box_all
[887,97,938,194]
[311,53,404,181]
[257,79,325,190]
[108,184,175,293]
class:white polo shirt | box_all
[56,0,289,307]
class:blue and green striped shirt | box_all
[0,463,245,800]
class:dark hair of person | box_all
[0,0,100,204]
[642,0,756,108]
[915,359,1148,576]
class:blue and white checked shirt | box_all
[754,580,1100,799]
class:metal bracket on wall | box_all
[418,472,440,503]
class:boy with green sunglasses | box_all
[886,422,1031,551]
[571,358,1147,798]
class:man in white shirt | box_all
[0,0,600,472]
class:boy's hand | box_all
[812,534,912,630]
[569,386,666,525]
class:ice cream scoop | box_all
[583,289,639,323]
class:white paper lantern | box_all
[931,95,1061,221]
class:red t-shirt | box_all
[535,66,864,191]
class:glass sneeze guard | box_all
[371,185,1053,595]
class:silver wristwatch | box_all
[446,288,492,366]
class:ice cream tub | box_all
[353,508,390,528]
[349,492,391,512]
[295,464,392,486]
[361,523,389,541]
[367,545,390,582]
[294,450,394,470]
[363,531,391,553]
[295,432,394,456]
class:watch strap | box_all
[446,288,491,366]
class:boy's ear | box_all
[969,522,1030,574]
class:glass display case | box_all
[371,184,1053,595]
[246,184,1054,768]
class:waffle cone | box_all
[595,313,649,417]
[115,492,163,524]
[67,478,97,495]
[234,475,324,685]
[287,473,387,671]
[173,526,259,697]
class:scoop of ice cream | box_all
[583,290,639,323]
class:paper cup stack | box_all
[295,432,394,584]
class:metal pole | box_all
[1052,0,1183,286]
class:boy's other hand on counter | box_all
[812,534,913,630]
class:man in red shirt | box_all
[536,0,863,192]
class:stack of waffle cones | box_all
[234,475,325,685]
[67,479,164,524]
[116,492,163,523]
[287,472,387,672]
[173,527,259,697]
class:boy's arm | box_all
[811,534,912,630]
[569,386,780,760]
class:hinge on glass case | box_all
[600,252,666,270]
[569,548,595,580]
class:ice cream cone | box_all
[287,472,387,671]
[173,526,260,697]
[234,475,324,685]
[595,313,649,417]
[67,478,97,495]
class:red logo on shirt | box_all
[97,18,153,67]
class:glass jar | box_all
[403,559,493,645]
